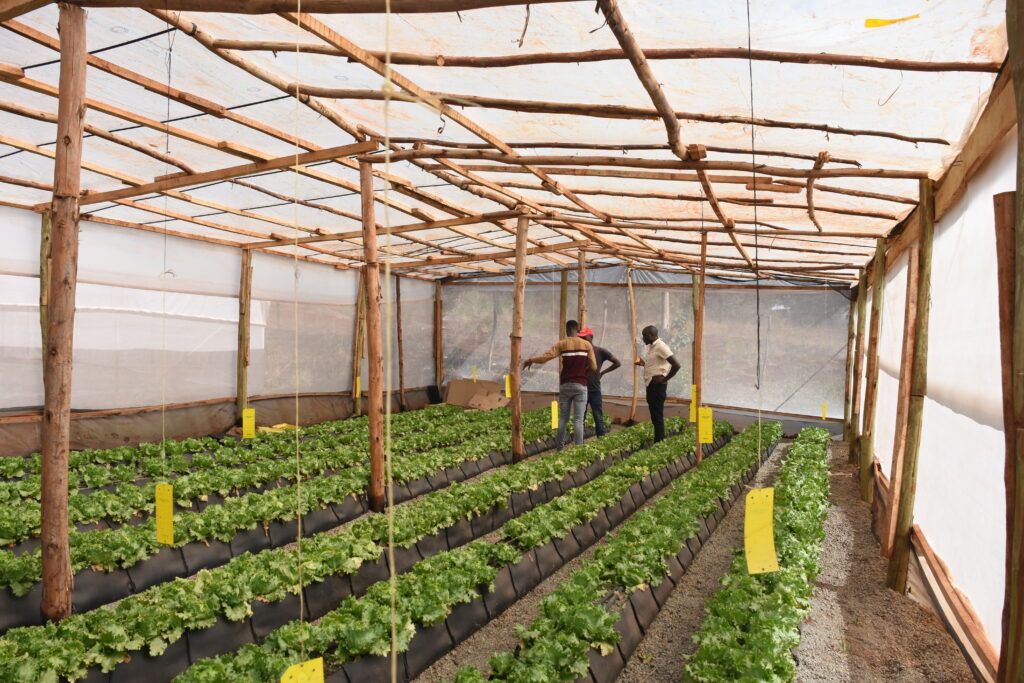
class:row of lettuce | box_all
[0,407,561,595]
[683,427,830,682]
[0,417,709,681]
[453,421,782,683]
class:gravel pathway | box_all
[794,443,974,682]
[616,441,789,682]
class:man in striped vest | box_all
[523,319,598,447]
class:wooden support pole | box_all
[395,277,407,411]
[360,162,385,513]
[883,248,919,557]
[434,281,444,389]
[842,290,857,443]
[860,238,887,501]
[887,178,936,592]
[236,248,253,422]
[40,2,86,623]
[995,191,1022,682]
[577,250,587,326]
[510,214,529,461]
[693,234,707,461]
[627,267,639,423]
[559,269,568,332]
[351,269,366,416]
[849,270,869,463]
[39,210,51,351]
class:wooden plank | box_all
[860,238,887,501]
[0,0,49,21]
[79,139,377,206]
[361,162,385,513]
[510,215,529,461]
[236,248,253,423]
[40,1,85,623]
[887,179,935,592]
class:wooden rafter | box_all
[77,0,570,12]
[389,238,588,270]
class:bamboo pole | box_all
[849,270,869,463]
[351,269,366,416]
[883,248,919,557]
[433,281,444,389]
[860,238,887,501]
[693,234,707,461]
[395,276,407,411]
[40,2,86,623]
[996,189,1023,681]
[626,267,639,422]
[360,162,385,514]
[577,250,587,326]
[842,291,857,443]
[510,214,529,461]
[38,210,51,351]
[887,178,936,593]
[236,248,253,422]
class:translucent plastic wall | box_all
[872,251,910,476]
[443,280,847,417]
[909,130,1015,649]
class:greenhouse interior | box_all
[0,0,1020,681]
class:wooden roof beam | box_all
[389,239,589,270]
[210,39,1002,73]
[77,0,572,12]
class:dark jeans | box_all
[646,381,668,442]
[587,388,605,437]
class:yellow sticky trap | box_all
[504,374,512,398]
[355,375,361,397]
[280,657,324,683]
[550,400,558,430]
[242,408,256,439]
[744,487,779,574]
[821,400,827,420]
[865,13,919,28]
[689,384,697,423]
[155,483,174,545]
[698,406,713,443]
[473,367,477,383]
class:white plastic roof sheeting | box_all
[0,1,1008,279]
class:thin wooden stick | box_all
[38,210,51,352]
[849,269,869,464]
[433,281,444,389]
[626,267,639,422]
[510,214,529,461]
[859,237,886,501]
[395,277,407,412]
[210,39,1000,73]
[807,151,830,232]
[40,1,85,623]
[577,250,588,327]
[236,248,253,423]
[887,178,935,592]
[842,289,856,443]
[693,233,707,460]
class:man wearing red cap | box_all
[523,319,597,447]
[578,327,621,437]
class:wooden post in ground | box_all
[849,269,869,463]
[887,178,935,592]
[236,248,253,422]
[433,281,444,390]
[693,233,707,461]
[626,267,639,422]
[577,249,587,326]
[559,269,568,331]
[351,268,366,416]
[860,238,887,501]
[995,190,1022,681]
[842,285,857,442]
[510,213,529,461]
[41,1,86,622]
[39,211,52,351]
[360,162,385,513]
[395,276,407,411]
[883,247,919,557]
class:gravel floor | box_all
[794,443,974,683]
[616,441,789,682]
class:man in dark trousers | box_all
[635,324,681,442]
[523,319,597,448]
[578,327,621,437]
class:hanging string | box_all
[291,0,306,661]
[159,11,178,467]
[745,0,764,452]
[383,0,399,680]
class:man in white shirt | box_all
[634,325,681,442]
